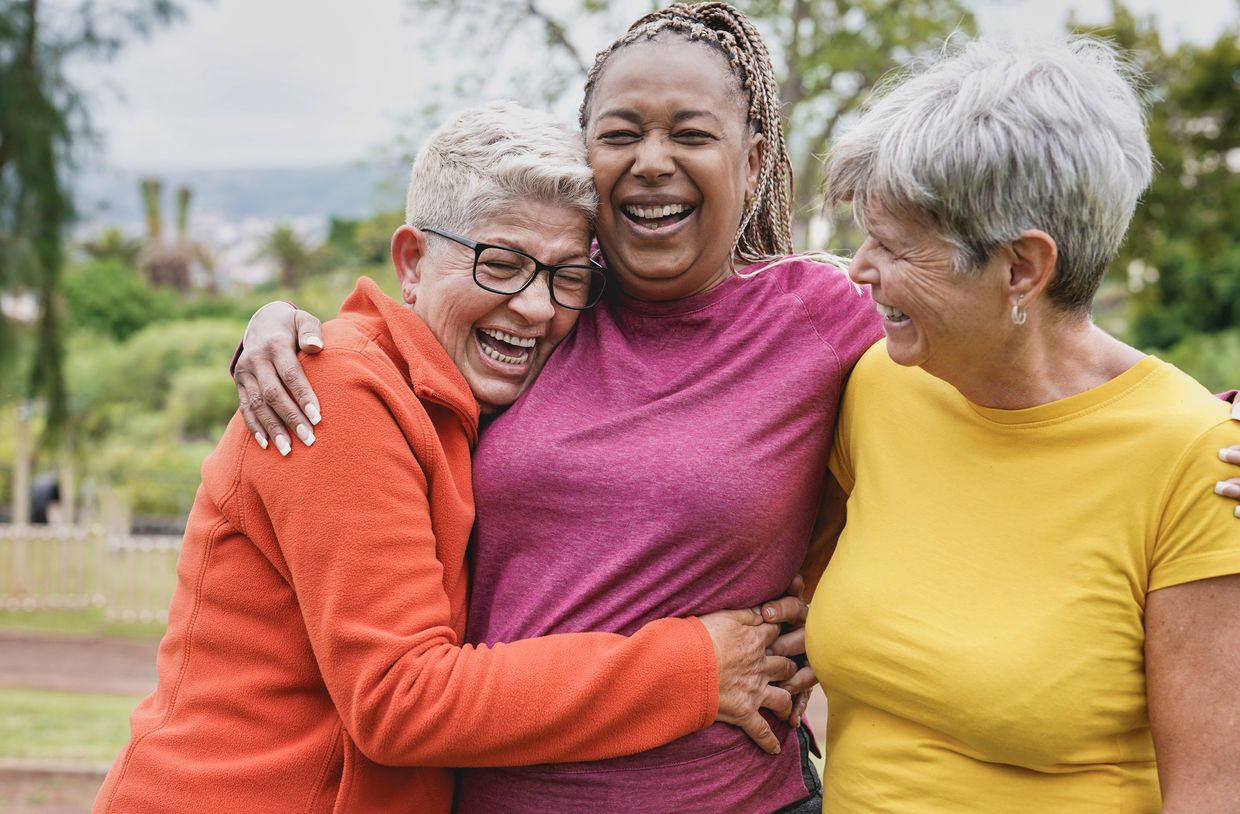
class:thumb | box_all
[295,310,325,354]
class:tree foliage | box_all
[1075,4,1240,348]
[0,0,188,436]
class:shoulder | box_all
[750,255,863,303]
[1142,359,1235,434]
[744,255,884,362]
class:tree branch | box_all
[525,0,588,76]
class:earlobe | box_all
[391,225,427,304]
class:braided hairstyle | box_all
[579,2,794,265]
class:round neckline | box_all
[964,355,1161,426]
[608,261,766,317]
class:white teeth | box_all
[480,327,536,348]
[875,302,909,321]
[624,203,691,220]
[479,343,529,365]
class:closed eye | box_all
[673,130,715,143]
[598,130,641,144]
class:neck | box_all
[943,318,1145,410]
[614,258,737,303]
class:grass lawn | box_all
[0,609,164,640]
[0,688,139,765]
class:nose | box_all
[507,270,557,325]
[630,133,675,182]
[848,238,880,286]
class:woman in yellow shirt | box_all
[809,36,1240,812]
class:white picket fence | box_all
[0,524,181,624]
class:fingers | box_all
[294,311,325,355]
[789,692,811,730]
[785,574,805,599]
[779,665,819,697]
[236,370,293,456]
[759,594,809,626]
[763,654,798,684]
[1220,445,1240,465]
[769,627,805,659]
[738,711,782,755]
[276,349,322,430]
[760,683,794,722]
[257,349,315,448]
[235,380,269,450]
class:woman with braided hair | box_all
[229,4,1240,813]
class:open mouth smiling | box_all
[621,202,695,230]
[875,302,910,324]
[475,326,537,367]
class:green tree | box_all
[64,259,169,341]
[81,226,143,266]
[259,223,317,289]
[405,0,975,247]
[1075,2,1240,348]
[0,0,189,435]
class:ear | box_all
[391,225,428,304]
[1005,229,1057,308]
[744,130,764,205]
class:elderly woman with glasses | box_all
[806,37,1240,812]
[93,102,804,814]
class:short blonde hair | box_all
[405,101,597,242]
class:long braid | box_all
[579,2,795,265]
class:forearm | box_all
[338,617,716,768]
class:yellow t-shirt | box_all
[807,342,1240,813]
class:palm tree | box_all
[259,224,314,289]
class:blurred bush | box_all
[64,261,174,341]
[1158,329,1240,395]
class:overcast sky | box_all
[76,0,1238,171]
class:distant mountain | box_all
[75,162,408,223]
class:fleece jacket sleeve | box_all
[235,347,719,769]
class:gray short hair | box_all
[405,101,597,245]
[823,36,1154,313]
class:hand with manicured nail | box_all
[233,302,325,453]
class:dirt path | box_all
[0,633,158,696]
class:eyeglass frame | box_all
[420,227,607,311]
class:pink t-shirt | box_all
[459,258,883,813]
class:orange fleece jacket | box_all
[94,278,719,814]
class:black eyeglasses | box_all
[422,227,607,310]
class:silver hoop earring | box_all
[1011,304,1028,326]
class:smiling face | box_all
[393,202,589,413]
[584,38,762,301]
[848,205,1011,382]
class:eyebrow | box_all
[596,108,723,125]
[479,233,589,266]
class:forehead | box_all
[591,38,746,121]
[470,203,590,259]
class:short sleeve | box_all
[1149,421,1240,591]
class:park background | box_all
[1,0,1237,810]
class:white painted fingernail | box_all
[275,435,291,456]
[305,403,321,425]
[1216,482,1240,498]
[254,432,268,450]
[304,335,323,350]
[1221,448,1239,463]
[296,424,315,446]
[1235,506,1240,519]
